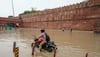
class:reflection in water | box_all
[0,28,100,57]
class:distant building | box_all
[0,17,22,29]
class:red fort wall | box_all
[20,0,100,31]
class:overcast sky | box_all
[0,0,86,17]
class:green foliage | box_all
[20,8,39,15]
[23,10,31,14]
[8,15,14,18]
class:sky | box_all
[0,0,86,17]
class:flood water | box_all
[0,28,100,57]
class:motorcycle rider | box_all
[36,28,49,52]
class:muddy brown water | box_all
[0,28,100,57]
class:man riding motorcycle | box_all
[36,29,50,52]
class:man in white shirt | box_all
[37,29,46,51]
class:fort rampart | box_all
[20,0,100,31]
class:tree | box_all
[31,8,38,13]
[8,15,14,18]
[23,10,31,14]
[20,8,39,15]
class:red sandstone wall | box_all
[0,17,22,27]
[71,19,96,30]
[20,0,100,31]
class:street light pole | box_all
[11,0,15,17]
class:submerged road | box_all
[0,28,100,57]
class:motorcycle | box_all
[34,38,57,52]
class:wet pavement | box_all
[0,28,100,57]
